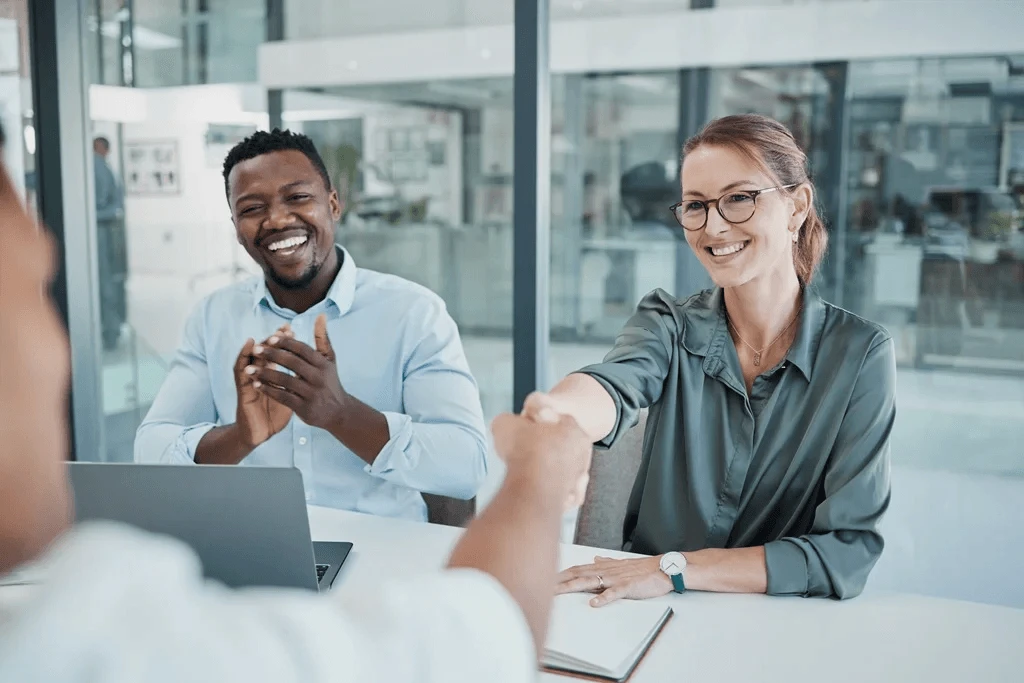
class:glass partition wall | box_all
[43,0,1024,605]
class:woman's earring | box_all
[791,229,799,243]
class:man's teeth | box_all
[268,235,308,252]
[710,242,746,257]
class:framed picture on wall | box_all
[124,140,181,195]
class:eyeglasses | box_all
[669,184,798,232]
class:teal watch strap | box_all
[670,573,686,593]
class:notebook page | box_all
[544,593,672,675]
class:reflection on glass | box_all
[77,1,271,461]
[64,2,1023,485]
[86,0,265,88]
[280,82,515,503]
[546,59,1024,479]
[839,56,1024,476]
[549,73,697,347]
[280,83,514,416]
[86,90,267,461]
[843,59,1024,369]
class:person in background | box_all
[0,117,594,679]
[93,136,126,351]
[135,129,488,520]
[528,114,894,603]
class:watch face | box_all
[660,551,685,576]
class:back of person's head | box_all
[221,128,331,199]
[0,121,74,574]
[620,161,677,226]
[683,114,828,284]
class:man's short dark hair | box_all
[94,136,110,149]
[221,128,331,200]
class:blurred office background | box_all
[4,1,1023,606]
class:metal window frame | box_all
[676,67,711,297]
[512,0,551,410]
[266,0,283,129]
[29,0,105,461]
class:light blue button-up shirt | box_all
[135,248,488,521]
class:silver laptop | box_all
[67,463,351,592]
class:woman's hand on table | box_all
[556,556,673,607]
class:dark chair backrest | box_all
[423,493,476,528]
[573,410,647,550]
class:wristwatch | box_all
[659,552,687,593]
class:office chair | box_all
[423,493,476,528]
[574,410,647,550]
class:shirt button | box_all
[298,437,308,445]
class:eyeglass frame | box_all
[668,183,799,232]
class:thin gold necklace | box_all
[725,305,802,367]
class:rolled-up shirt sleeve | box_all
[765,336,895,599]
[365,299,488,500]
[134,304,217,464]
[576,289,676,448]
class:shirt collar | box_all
[680,286,826,381]
[785,287,827,381]
[679,289,723,359]
[251,245,357,316]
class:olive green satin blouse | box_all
[579,287,895,599]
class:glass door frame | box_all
[29,0,105,461]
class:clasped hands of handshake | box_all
[514,391,674,607]
[233,320,666,607]
[515,391,593,511]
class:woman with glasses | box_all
[527,114,895,602]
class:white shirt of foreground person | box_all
[135,246,488,521]
[0,523,534,683]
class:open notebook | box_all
[543,594,674,682]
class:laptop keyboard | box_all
[316,564,330,583]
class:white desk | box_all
[309,506,1024,683]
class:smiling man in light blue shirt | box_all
[135,129,487,521]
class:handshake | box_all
[491,392,593,512]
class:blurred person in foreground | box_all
[0,123,592,681]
